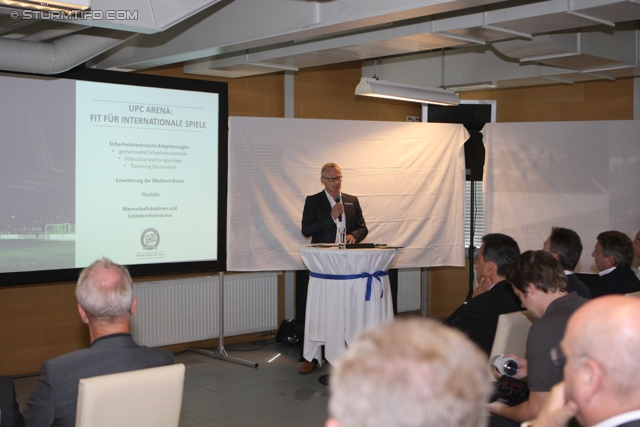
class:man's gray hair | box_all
[321,163,341,176]
[75,257,134,323]
[329,318,491,427]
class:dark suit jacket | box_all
[618,420,640,427]
[301,191,367,243]
[566,273,592,299]
[443,280,522,355]
[0,376,25,427]
[24,333,175,427]
[587,265,640,298]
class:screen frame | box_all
[0,67,228,287]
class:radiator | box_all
[397,268,422,313]
[131,272,279,347]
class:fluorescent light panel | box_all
[445,81,497,91]
[355,77,459,106]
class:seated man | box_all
[542,227,591,298]
[25,258,175,427]
[488,251,588,426]
[444,233,522,355]
[0,375,25,427]
[588,230,640,297]
[326,318,492,427]
[528,295,640,427]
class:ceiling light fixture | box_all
[445,81,497,91]
[355,77,460,106]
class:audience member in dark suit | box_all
[24,258,175,427]
[532,295,640,427]
[588,231,640,297]
[0,375,25,427]
[444,233,522,355]
[542,227,591,298]
[298,163,368,377]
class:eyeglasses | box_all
[550,346,566,367]
[322,176,342,183]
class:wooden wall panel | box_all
[0,283,87,375]
[139,65,285,118]
[294,62,421,121]
[461,78,633,122]
[428,262,471,319]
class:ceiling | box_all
[1,0,640,89]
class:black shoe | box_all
[318,374,330,386]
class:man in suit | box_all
[527,295,640,427]
[542,227,591,298]
[444,233,522,355]
[24,258,175,427]
[488,251,588,425]
[0,375,25,427]
[327,318,492,427]
[298,162,368,378]
[588,230,640,297]
[301,162,367,245]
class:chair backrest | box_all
[75,363,185,427]
[488,310,537,377]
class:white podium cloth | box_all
[300,245,397,365]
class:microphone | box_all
[335,194,342,221]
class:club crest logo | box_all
[141,228,160,250]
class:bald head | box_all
[562,295,640,425]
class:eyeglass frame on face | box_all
[322,175,342,183]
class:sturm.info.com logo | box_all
[10,9,139,20]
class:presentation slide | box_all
[0,71,223,278]
[76,82,219,266]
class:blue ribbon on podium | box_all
[309,270,389,301]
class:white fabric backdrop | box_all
[227,117,469,271]
[482,121,640,273]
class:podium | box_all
[299,245,398,365]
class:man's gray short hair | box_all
[329,318,491,427]
[321,163,341,176]
[75,257,134,323]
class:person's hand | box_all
[487,400,508,417]
[533,382,578,427]
[472,276,493,297]
[346,234,356,244]
[331,202,344,220]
